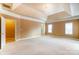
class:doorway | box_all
[6,18,15,43]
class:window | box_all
[48,24,52,33]
[65,22,73,35]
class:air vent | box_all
[2,3,12,9]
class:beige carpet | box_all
[0,36,79,55]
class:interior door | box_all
[6,18,15,43]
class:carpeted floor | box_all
[0,36,79,55]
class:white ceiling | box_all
[11,3,70,22]
[1,3,79,23]
[24,3,64,16]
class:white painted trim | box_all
[47,15,79,23]
[1,16,6,49]
[16,35,41,42]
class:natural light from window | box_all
[65,22,73,35]
[48,24,52,33]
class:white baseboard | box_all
[16,35,41,42]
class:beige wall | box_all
[73,20,79,39]
[45,22,65,36]
[16,19,42,40]
[45,19,79,39]
[53,21,65,36]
